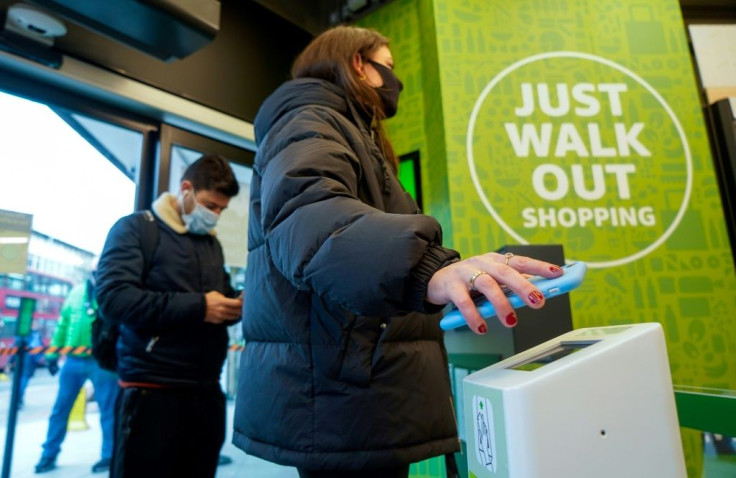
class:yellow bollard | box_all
[67,388,89,431]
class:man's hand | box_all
[47,358,59,376]
[204,291,243,324]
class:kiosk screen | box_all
[508,341,599,371]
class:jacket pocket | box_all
[336,317,382,387]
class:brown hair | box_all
[291,25,398,170]
[182,154,240,197]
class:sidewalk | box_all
[1,370,297,478]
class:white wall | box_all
[689,25,736,103]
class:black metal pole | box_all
[2,338,27,478]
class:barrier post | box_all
[1,297,35,478]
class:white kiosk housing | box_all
[463,323,686,478]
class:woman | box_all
[233,25,563,478]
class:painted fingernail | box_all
[550,266,562,273]
[505,313,518,327]
[528,291,544,304]
[478,323,487,334]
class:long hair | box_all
[291,26,399,171]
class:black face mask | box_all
[367,59,403,118]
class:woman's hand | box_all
[426,252,563,334]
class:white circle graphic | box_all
[466,51,692,269]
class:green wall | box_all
[359,0,453,240]
[435,0,736,393]
[362,0,736,476]
[364,0,736,395]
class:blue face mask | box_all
[182,200,219,235]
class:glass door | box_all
[0,90,153,350]
[158,124,255,399]
[0,88,155,473]
[159,124,254,283]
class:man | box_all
[34,276,118,474]
[95,154,243,478]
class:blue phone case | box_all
[439,262,588,331]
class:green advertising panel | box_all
[467,52,690,268]
[362,0,735,475]
[429,0,736,393]
[365,0,736,391]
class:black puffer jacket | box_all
[232,78,461,470]
[96,193,238,386]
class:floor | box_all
[0,369,298,478]
[4,368,734,478]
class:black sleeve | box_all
[406,245,461,313]
[260,109,459,316]
[95,215,205,331]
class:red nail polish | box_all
[528,291,544,304]
[506,313,517,327]
[550,266,562,273]
[478,323,487,334]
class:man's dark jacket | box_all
[232,78,461,470]
[95,194,237,386]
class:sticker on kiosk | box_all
[473,395,497,473]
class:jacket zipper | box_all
[146,336,159,352]
[449,395,461,447]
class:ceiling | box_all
[251,0,397,35]
[2,0,734,62]
[0,0,733,124]
[258,0,736,34]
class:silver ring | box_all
[504,252,514,266]
[469,270,489,291]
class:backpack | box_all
[91,210,158,371]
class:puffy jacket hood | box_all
[254,78,353,145]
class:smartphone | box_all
[439,262,588,331]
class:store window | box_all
[159,125,254,286]
[158,124,255,399]
[0,88,156,471]
[0,90,149,342]
[166,144,253,284]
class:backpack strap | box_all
[137,210,159,280]
[84,278,96,311]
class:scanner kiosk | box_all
[463,323,686,478]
